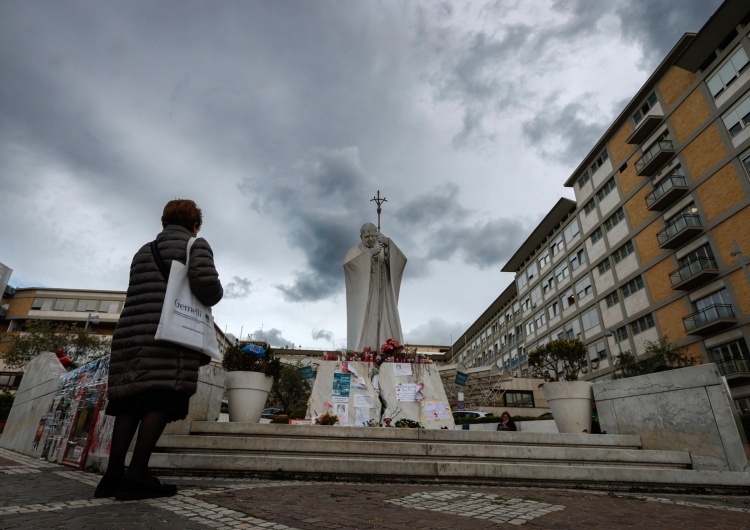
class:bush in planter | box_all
[222,342,282,380]
[0,392,14,421]
[528,339,587,382]
[611,337,697,379]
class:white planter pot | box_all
[225,371,274,423]
[542,381,593,434]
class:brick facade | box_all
[670,88,711,143]
[682,124,728,179]
[657,66,696,110]
[695,163,747,222]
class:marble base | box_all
[308,361,454,429]
[593,364,749,472]
[162,363,225,435]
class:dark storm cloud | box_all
[312,329,335,342]
[251,328,293,348]
[224,276,253,299]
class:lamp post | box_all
[730,240,750,286]
[604,329,623,376]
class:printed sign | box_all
[455,372,469,386]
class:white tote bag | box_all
[154,237,222,361]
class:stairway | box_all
[147,422,750,493]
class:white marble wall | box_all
[593,364,749,472]
[0,352,66,455]
[163,363,226,435]
[308,360,455,429]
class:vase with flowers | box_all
[222,341,282,423]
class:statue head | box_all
[359,222,379,248]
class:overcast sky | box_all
[0,0,722,350]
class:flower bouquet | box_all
[380,338,403,356]
[315,411,339,425]
[394,418,423,429]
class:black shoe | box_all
[114,477,178,501]
[94,474,123,498]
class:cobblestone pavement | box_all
[1,448,749,529]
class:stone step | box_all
[157,434,691,469]
[146,452,750,491]
[188,422,644,449]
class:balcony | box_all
[657,213,702,249]
[715,358,750,384]
[669,257,719,290]
[683,304,736,335]
[645,174,688,211]
[635,140,675,176]
[627,114,664,144]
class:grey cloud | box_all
[522,98,608,165]
[312,329,334,342]
[251,328,293,348]
[224,276,253,299]
[405,318,467,346]
[394,183,469,226]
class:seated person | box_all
[496,411,517,431]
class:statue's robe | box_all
[344,240,407,351]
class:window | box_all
[581,307,600,330]
[550,235,564,256]
[575,275,593,299]
[31,298,54,311]
[570,247,586,270]
[604,208,625,231]
[577,171,590,189]
[596,177,617,201]
[53,299,76,311]
[695,288,731,311]
[597,258,611,275]
[630,313,655,335]
[590,149,609,174]
[613,240,635,263]
[743,152,750,177]
[562,288,576,309]
[503,390,534,408]
[521,297,532,311]
[583,198,596,215]
[633,91,658,126]
[76,300,99,312]
[535,310,547,328]
[527,261,538,279]
[563,219,580,243]
[605,290,620,308]
[539,250,550,269]
[555,262,569,282]
[707,45,750,99]
[723,93,750,137]
[590,227,604,244]
[621,275,645,298]
[513,301,520,315]
[588,340,608,362]
[517,273,528,290]
[542,274,555,294]
[547,300,560,319]
[525,320,535,335]
[679,244,714,267]
[614,325,628,342]
[564,319,581,339]
[530,286,542,306]
[709,338,750,377]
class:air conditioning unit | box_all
[0,304,8,318]
[3,285,15,298]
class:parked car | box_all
[261,407,283,419]
[452,411,494,420]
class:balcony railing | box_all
[715,358,750,377]
[645,174,688,211]
[657,213,702,249]
[669,257,719,290]
[683,304,736,334]
[627,114,664,144]
[635,140,675,176]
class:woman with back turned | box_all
[95,199,223,501]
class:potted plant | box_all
[0,391,14,434]
[528,338,593,434]
[222,342,282,423]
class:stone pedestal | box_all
[0,353,66,455]
[593,364,749,472]
[162,363,226,435]
[308,361,454,429]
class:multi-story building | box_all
[450,0,750,414]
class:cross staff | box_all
[370,190,387,231]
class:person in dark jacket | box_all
[496,411,517,432]
[95,199,223,501]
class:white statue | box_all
[344,222,407,352]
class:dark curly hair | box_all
[161,199,202,231]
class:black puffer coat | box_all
[108,224,223,400]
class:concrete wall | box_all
[593,364,749,472]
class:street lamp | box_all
[730,240,750,286]
[604,329,624,377]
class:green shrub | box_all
[0,393,14,420]
[290,406,308,419]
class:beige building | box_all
[451,0,750,414]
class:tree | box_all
[527,339,587,382]
[612,337,697,379]
[2,319,110,370]
[269,364,312,415]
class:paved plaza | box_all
[1,448,749,529]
